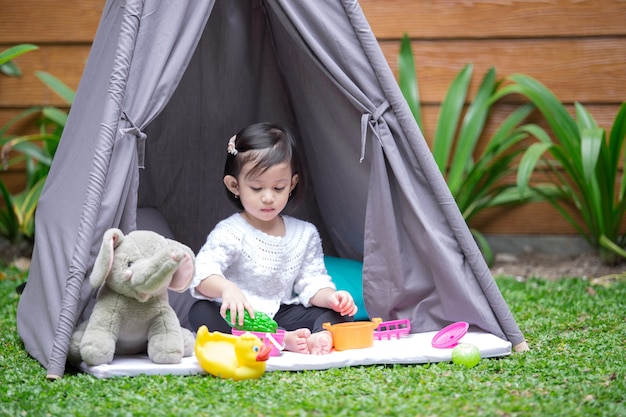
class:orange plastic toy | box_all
[194,326,272,380]
[323,318,382,350]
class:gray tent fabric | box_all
[17,0,525,379]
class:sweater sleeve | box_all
[189,222,240,300]
[292,224,336,306]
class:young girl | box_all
[188,122,357,355]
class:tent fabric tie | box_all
[360,100,390,163]
[121,111,147,168]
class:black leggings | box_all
[188,300,353,334]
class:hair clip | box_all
[227,135,238,156]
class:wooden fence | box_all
[1,0,625,236]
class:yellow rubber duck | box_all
[194,325,272,380]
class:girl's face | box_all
[224,161,298,232]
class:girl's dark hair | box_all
[224,122,303,209]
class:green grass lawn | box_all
[1,264,624,417]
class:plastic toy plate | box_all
[431,321,469,348]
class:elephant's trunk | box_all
[130,248,183,295]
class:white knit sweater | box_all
[190,213,335,317]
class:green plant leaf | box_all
[0,181,19,241]
[432,64,473,174]
[516,124,588,211]
[517,142,553,197]
[482,104,534,157]
[42,106,68,127]
[574,102,598,131]
[527,180,589,238]
[447,67,496,194]
[0,44,39,66]
[0,107,43,140]
[35,71,75,104]
[1,61,22,77]
[14,177,45,238]
[579,127,603,184]
[612,194,626,235]
[9,139,55,166]
[487,184,561,207]
[517,123,553,145]
[459,150,523,220]
[470,228,493,266]
[599,234,626,260]
[496,74,581,159]
[608,103,626,199]
[398,34,422,129]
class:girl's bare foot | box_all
[307,331,333,355]
[284,328,311,354]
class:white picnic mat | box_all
[77,331,511,378]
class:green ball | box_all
[451,343,481,368]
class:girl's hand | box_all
[328,290,358,317]
[220,282,255,327]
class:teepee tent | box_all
[17,0,526,379]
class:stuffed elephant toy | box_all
[69,228,196,366]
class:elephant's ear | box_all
[89,228,124,288]
[168,241,195,292]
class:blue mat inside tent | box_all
[324,256,369,321]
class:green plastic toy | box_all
[225,310,278,333]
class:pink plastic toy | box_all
[431,321,469,348]
[231,329,285,356]
[374,319,411,340]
